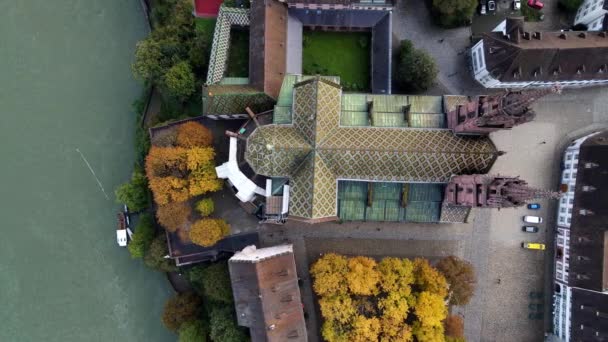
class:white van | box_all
[523,215,543,224]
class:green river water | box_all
[0,1,174,341]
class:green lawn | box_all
[226,29,249,77]
[302,30,371,91]
[195,17,216,39]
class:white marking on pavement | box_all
[75,148,109,200]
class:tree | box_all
[346,256,380,296]
[414,258,449,299]
[321,320,350,342]
[156,201,191,232]
[189,218,230,247]
[145,146,188,179]
[319,295,356,324]
[188,164,223,196]
[444,315,464,339]
[115,168,150,212]
[378,257,415,297]
[436,256,476,306]
[349,315,381,342]
[195,198,214,217]
[414,291,448,328]
[188,262,234,303]
[164,61,196,102]
[310,253,349,296]
[162,292,203,332]
[148,176,190,205]
[412,321,445,342]
[178,320,208,342]
[176,121,213,148]
[209,305,248,342]
[559,0,583,12]
[431,0,476,28]
[132,38,166,82]
[127,213,156,258]
[144,234,178,272]
[396,40,438,93]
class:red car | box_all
[527,0,544,9]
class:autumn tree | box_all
[156,201,191,232]
[414,258,449,298]
[346,256,380,296]
[319,295,356,324]
[310,253,349,296]
[189,218,230,247]
[436,256,476,306]
[444,315,464,339]
[321,320,350,342]
[178,320,208,342]
[115,168,150,212]
[146,146,188,178]
[144,235,178,272]
[378,257,415,297]
[412,321,445,342]
[195,198,214,216]
[127,213,156,258]
[415,291,448,328]
[176,121,213,148]
[350,315,381,342]
[162,292,203,332]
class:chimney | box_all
[523,31,531,40]
[579,32,587,39]
[559,33,567,39]
[533,32,542,40]
[599,32,607,38]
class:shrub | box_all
[115,168,150,212]
[195,198,214,216]
[396,40,438,93]
[178,320,208,342]
[176,121,213,148]
[153,129,178,147]
[189,219,230,247]
[444,315,465,339]
[209,305,248,342]
[162,292,203,332]
[144,234,178,272]
[164,61,196,102]
[431,0,476,28]
[156,201,192,232]
[127,213,156,258]
[436,256,476,306]
[189,262,233,303]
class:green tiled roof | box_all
[202,84,276,115]
[245,77,498,220]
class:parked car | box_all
[527,203,541,210]
[488,0,496,11]
[480,3,487,15]
[522,242,546,250]
[522,226,539,233]
[523,215,543,223]
[513,0,521,9]
[527,0,544,9]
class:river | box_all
[0,1,174,341]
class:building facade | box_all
[574,0,608,31]
[552,130,608,341]
[471,18,608,89]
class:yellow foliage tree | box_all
[414,258,448,298]
[321,320,350,342]
[145,146,188,178]
[188,164,223,196]
[189,218,230,247]
[156,201,191,232]
[349,315,381,342]
[414,291,447,328]
[148,176,190,205]
[186,146,215,171]
[319,295,356,324]
[346,256,380,296]
[378,257,414,297]
[379,292,410,341]
[176,121,213,148]
[310,253,349,296]
[412,321,445,342]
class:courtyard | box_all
[226,29,249,77]
[302,30,371,91]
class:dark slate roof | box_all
[288,8,387,27]
[568,130,608,292]
[286,0,352,4]
[570,288,608,341]
[371,12,391,94]
[481,29,608,82]
[167,232,260,266]
[249,0,266,93]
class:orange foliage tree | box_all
[436,256,476,306]
[156,201,191,232]
[176,121,213,148]
[161,292,203,332]
[188,218,230,247]
[444,315,464,339]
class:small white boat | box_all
[117,213,128,247]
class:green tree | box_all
[188,262,233,303]
[162,292,203,332]
[195,198,214,217]
[431,0,476,28]
[132,38,166,83]
[144,234,178,272]
[209,306,248,342]
[164,61,196,102]
[559,0,583,12]
[127,213,156,258]
[178,320,208,342]
[396,40,438,93]
[436,256,476,306]
[115,168,150,212]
